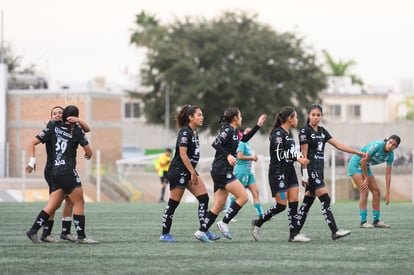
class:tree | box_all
[130,11,327,133]
[396,95,414,120]
[322,50,363,86]
[0,44,36,73]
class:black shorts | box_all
[51,169,82,195]
[160,175,169,184]
[211,172,238,192]
[167,167,190,190]
[305,168,326,196]
[268,165,299,197]
[44,167,53,194]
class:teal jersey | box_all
[234,141,253,173]
[349,140,394,167]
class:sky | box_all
[1,0,414,89]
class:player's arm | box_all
[237,148,257,161]
[328,138,365,158]
[300,143,309,185]
[25,138,41,173]
[384,165,392,205]
[83,144,93,160]
[179,146,198,185]
[359,153,370,191]
[66,116,91,133]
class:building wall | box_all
[6,90,123,180]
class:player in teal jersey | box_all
[225,127,263,219]
[348,135,401,228]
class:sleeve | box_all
[240,125,260,142]
[212,126,231,156]
[35,120,55,143]
[386,152,394,166]
[322,127,332,142]
[177,128,190,148]
[298,127,309,145]
[75,125,89,147]
[237,142,246,153]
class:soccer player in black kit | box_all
[160,105,220,242]
[194,107,266,243]
[26,105,97,244]
[251,106,310,242]
[296,104,364,240]
[26,105,90,243]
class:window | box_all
[327,104,341,120]
[124,102,140,119]
[347,104,361,120]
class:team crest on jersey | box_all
[276,137,283,143]
[38,132,45,138]
[300,134,307,141]
[220,131,228,139]
[180,136,188,144]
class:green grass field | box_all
[1,201,413,274]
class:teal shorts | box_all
[347,159,373,177]
[235,171,256,187]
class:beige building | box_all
[6,89,123,181]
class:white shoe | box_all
[194,230,214,243]
[332,229,351,240]
[76,237,98,244]
[41,235,57,243]
[360,222,374,228]
[289,233,311,242]
[251,219,260,241]
[217,221,232,240]
[373,221,390,228]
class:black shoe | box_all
[26,230,40,243]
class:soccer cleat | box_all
[76,237,98,244]
[251,219,260,241]
[332,229,351,240]
[217,221,232,240]
[194,230,214,243]
[289,234,311,242]
[159,233,177,242]
[60,233,77,242]
[26,230,40,244]
[205,230,221,241]
[360,222,374,228]
[373,221,390,228]
[41,235,57,243]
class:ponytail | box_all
[269,106,296,140]
[218,107,240,124]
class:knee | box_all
[237,194,249,205]
[371,188,381,197]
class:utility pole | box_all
[164,82,170,147]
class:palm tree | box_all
[322,50,363,86]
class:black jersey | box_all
[170,125,201,171]
[35,124,54,172]
[36,121,87,173]
[269,127,300,169]
[298,124,332,170]
[211,124,259,174]
[44,120,89,174]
